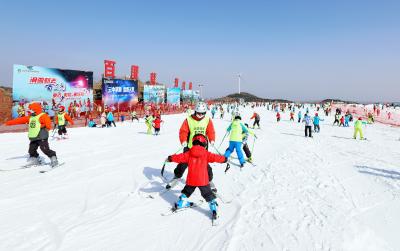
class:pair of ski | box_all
[160,200,219,226]
[21,161,65,173]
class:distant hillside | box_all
[212,92,292,103]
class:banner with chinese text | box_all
[12,64,93,118]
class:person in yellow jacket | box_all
[55,106,74,139]
[224,114,248,167]
[354,117,367,140]
[145,114,154,134]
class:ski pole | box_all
[160,145,184,179]
[251,137,256,153]
[218,131,228,149]
[224,163,231,173]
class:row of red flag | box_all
[104,60,193,90]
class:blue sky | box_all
[1,0,399,102]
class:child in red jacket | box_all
[152,116,163,135]
[167,134,227,217]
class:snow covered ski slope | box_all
[1,107,399,250]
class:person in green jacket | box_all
[145,115,154,134]
[224,114,248,167]
[354,117,367,139]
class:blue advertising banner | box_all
[167,87,181,105]
[102,78,138,110]
[143,85,165,104]
[12,64,93,118]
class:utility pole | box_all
[198,84,204,98]
[238,73,241,94]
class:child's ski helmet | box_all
[192,134,208,148]
[195,101,207,113]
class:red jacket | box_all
[169,145,226,186]
[179,115,215,144]
[153,117,163,129]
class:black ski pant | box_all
[29,139,56,158]
[333,119,339,125]
[58,125,67,135]
[131,116,139,122]
[305,126,312,137]
[107,121,116,127]
[174,147,213,181]
[243,142,251,158]
[182,184,216,202]
[253,119,260,128]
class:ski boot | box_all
[50,156,59,168]
[174,194,192,209]
[247,157,253,163]
[209,199,219,223]
[27,157,41,166]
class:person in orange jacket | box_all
[250,112,260,128]
[55,106,74,139]
[167,101,217,191]
[5,102,58,167]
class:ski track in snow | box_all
[0,108,399,250]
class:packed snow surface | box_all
[1,107,399,251]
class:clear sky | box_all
[1,0,399,102]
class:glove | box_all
[167,156,172,162]
[181,142,187,147]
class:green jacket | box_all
[354,120,366,129]
[227,119,248,142]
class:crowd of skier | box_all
[3,99,385,224]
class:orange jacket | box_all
[5,103,52,130]
[55,112,74,125]
[179,115,215,144]
[250,112,259,120]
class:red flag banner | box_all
[131,65,139,80]
[104,60,116,78]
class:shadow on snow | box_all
[355,165,400,180]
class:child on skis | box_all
[5,102,58,167]
[276,112,281,122]
[303,112,313,137]
[145,114,154,134]
[290,111,294,121]
[152,116,163,135]
[297,110,302,123]
[339,116,345,127]
[250,112,260,129]
[354,117,367,140]
[107,110,116,127]
[224,114,248,167]
[131,110,139,122]
[313,113,323,133]
[167,134,227,218]
[55,106,74,139]
[243,123,257,163]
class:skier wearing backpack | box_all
[167,134,227,220]
[5,102,58,167]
